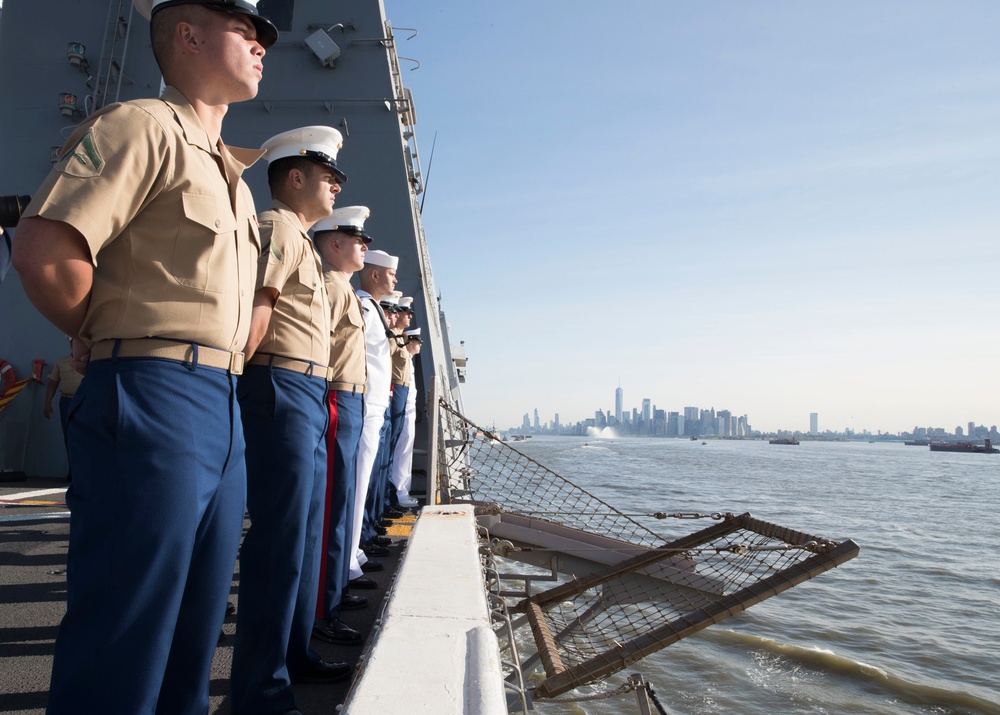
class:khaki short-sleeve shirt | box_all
[254,201,330,364]
[25,86,263,351]
[48,355,84,396]
[323,268,367,385]
[390,336,411,386]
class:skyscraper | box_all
[810,412,819,435]
[533,408,540,430]
[615,385,623,423]
[683,407,699,436]
[718,409,732,437]
[642,398,651,422]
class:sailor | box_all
[11,1,275,712]
[229,125,352,713]
[391,306,422,509]
[311,206,374,645]
[359,292,405,548]
[350,250,399,578]
[374,294,410,516]
[42,337,84,480]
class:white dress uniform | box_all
[350,285,394,578]
[392,328,420,506]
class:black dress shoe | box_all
[371,535,391,547]
[312,618,365,645]
[340,593,368,610]
[289,658,352,684]
[378,518,395,527]
[385,508,405,519]
[361,542,390,557]
[360,559,383,572]
[349,576,378,589]
[373,524,388,536]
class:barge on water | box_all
[929,439,998,454]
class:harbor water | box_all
[510,436,1000,715]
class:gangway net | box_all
[436,400,860,702]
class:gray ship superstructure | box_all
[0,0,464,480]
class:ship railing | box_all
[479,525,530,713]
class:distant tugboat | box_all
[769,437,800,445]
[929,439,998,454]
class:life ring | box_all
[0,360,15,396]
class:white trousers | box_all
[350,403,386,579]
[391,400,417,496]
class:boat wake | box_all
[585,426,617,439]
[705,628,1000,714]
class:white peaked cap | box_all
[313,206,371,242]
[381,294,400,308]
[404,328,422,337]
[133,0,277,48]
[261,126,347,182]
[364,249,399,270]
[397,296,414,311]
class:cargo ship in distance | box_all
[929,439,998,454]
[769,437,800,445]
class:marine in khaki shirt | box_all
[324,269,368,388]
[247,200,330,365]
[232,126,353,710]
[390,331,412,388]
[312,206,375,634]
[24,86,262,354]
[10,3,276,713]
[45,352,85,403]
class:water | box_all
[508,436,1000,715]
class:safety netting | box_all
[436,400,860,700]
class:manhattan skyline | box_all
[508,385,996,439]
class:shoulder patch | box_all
[57,130,105,178]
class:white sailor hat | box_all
[364,249,399,270]
[397,296,414,313]
[380,292,401,312]
[404,327,422,342]
[313,205,371,242]
[133,0,278,49]
[261,126,348,183]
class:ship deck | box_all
[0,476,409,714]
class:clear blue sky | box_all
[389,2,1000,434]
